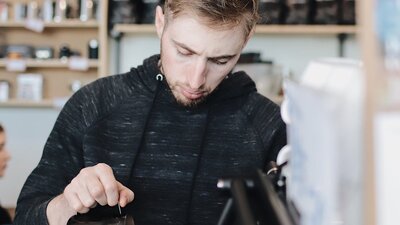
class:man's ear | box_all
[155,5,165,38]
[243,27,256,47]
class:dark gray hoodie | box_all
[14,54,286,225]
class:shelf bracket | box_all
[110,29,124,74]
[337,33,348,57]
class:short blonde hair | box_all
[163,0,260,37]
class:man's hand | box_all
[46,163,134,225]
[64,163,134,213]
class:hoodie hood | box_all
[130,54,257,106]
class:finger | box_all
[117,182,134,207]
[76,170,98,209]
[86,175,108,206]
[71,194,90,214]
[94,163,119,206]
[64,187,90,214]
[90,202,98,208]
[78,206,90,214]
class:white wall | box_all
[0,33,360,208]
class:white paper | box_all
[375,112,400,225]
[17,74,43,101]
[0,3,8,22]
[0,81,9,102]
[68,57,89,71]
[6,59,27,72]
[25,18,45,33]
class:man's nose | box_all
[188,59,207,89]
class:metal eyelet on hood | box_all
[156,74,164,81]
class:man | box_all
[0,124,12,224]
[15,0,286,225]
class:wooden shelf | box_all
[0,59,99,68]
[255,25,358,34]
[113,24,358,35]
[0,19,99,28]
[0,1,109,104]
[0,99,55,108]
[113,24,156,34]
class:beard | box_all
[171,86,208,108]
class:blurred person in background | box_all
[0,123,12,224]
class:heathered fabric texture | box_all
[14,55,286,225]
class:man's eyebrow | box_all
[173,39,198,54]
[172,39,237,60]
[208,54,236,61]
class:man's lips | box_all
[181,88,205,100]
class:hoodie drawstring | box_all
[127,74,164,184]
[185,108,210,224]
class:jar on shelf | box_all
[258,0,285,24]
[284,0,312,24]
[313,0,340,24]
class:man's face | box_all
[156,8,249,107]
[0,132,10,177]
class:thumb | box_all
[117,181,134,207]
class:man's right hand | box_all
[46,163,135,225]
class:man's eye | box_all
[212,59,228,65]
[177,49,192,56]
